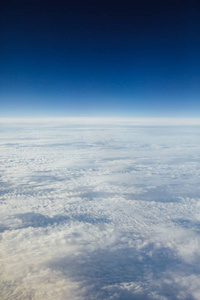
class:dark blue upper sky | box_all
[1,0,200,117]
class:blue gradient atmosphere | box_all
[1,0,200,117]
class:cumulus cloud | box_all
[1,118,200,299]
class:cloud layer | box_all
[1,119,200,299]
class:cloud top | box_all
[1,119,200,299]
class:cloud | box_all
[1,118,200,299]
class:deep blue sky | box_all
[1,0,200,117]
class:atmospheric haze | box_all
[1,118,200,300]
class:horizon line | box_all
[1,117,200,126]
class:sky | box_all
[1,0,200,117]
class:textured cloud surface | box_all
[1,118,200,299]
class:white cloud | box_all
[1,118,200,299]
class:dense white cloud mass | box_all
[1,118,200,299]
